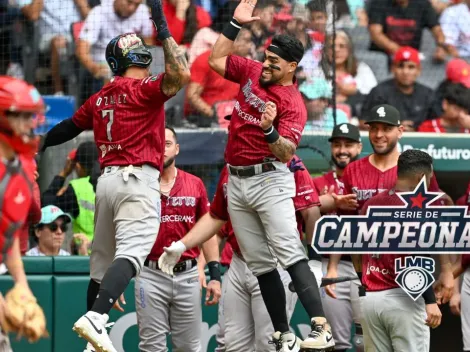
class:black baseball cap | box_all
[75,141,99,171]
[328,123,361,143]
[365,104,401,126]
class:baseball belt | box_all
[228,162,276,178]
[145,258,197,273]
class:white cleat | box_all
[270,331,302,352]
[300,317,335,351]
[84,342,96,352]
[73,312,117,352]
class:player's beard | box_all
[371,139,398,156]
[259,68,280,87]
[331,153,359,170]
[163,157,175,169]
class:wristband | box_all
[422,284,437,304]
[208,261,222,282]
[263,125,280,144]
[222,18,242,41]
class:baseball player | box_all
[0,76,48,349]
[210,156,322,351]
[39,1,190,349]
[134,127,222,351]
[357,149,444,352]
[312,123,364,352]
[325,104,454,308]
[160,0,335,349]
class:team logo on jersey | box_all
[312,176,470,254]
[394,256,435,301]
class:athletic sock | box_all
[287,259,325,318]
[91,258,136,315]
[87,279,101,311]
[257,269,290,333]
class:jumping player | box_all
[134,127,221,351]
[0,76,47,349]
[312,123,364,352]
[39,0,191,349]
[159,0,334,350]
[357,149,443,352]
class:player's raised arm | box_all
[149,0,190,97]
[208,0,260,77]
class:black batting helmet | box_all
[105,33,153,76]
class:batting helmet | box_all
[0,76,45,156]
[105,33,153,76]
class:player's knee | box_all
[353,323,365,352]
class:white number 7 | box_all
[101,110,114,141]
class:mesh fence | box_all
[4,0,468,253]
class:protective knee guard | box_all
[353,323,365,352]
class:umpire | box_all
[42,141,98,243]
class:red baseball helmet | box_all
[0,76,45,156]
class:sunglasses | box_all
[43,222,68,233]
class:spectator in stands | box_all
[185,28,253,128]
[334,0,368,28]
[323,30,377,116]
[360,46,434,131]
[430,58,470,118]
[42,141,98,243]
[248,0,275,60]
[300,78,349,131]
[161,0,212,47]
[419,83,470,132]
[26,205,72,256]
[187,0,239,67]
[75,0,154,103]
[367,0,454,62]
[37,0,90,95]
[440,0,470,60]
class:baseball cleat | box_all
[73,311,117,352]
[299,317,335,352]
[84,342,96,352]
[269,331,302,352]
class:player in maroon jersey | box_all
[324,104,454,309]
[134,127,221,351]
[39,0,191,349]
[357,150,444,352]
[160,0,333,349]
[0,76,48,346]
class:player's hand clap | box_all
[233,0,261,24]
[260,102,277,131]
[158,241,187,276]
[112,294,126,313]
[332,192,358,212]
[205,280,221,306]
[425,303,442,329]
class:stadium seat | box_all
[346,26,371,52]
[355,50,391,83]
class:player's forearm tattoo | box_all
[268,136,296,163]
[162,37,190,96]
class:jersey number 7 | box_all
[101,109,114,142]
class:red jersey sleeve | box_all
[293,166,320,211]
[196,179,210,220]
[210,169,229,221]
[72,97,94,130]
[276,101,307,146]
[312,176,327,195]
[417,120,435,132]
[224,55,258,84]
[190,52,210,85]
[137,74,174,102]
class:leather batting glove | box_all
[288,158,305,173]
[159,241,187,276]
[308,260,323,289]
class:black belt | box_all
[228,162,276,178]
[144,258,197,273]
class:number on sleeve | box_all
[101,109,114,141]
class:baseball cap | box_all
[328,123,361,143]
[74,141,99,171]
[365,104,401,126]
[446,58,470,88]
[299,78,332,100]
[393,46,420,66]
[37,205,72,226]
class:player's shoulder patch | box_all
[141,74,162,85]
